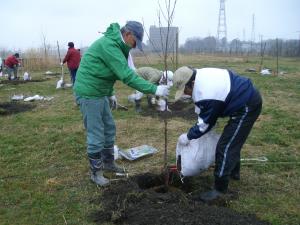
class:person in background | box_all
[5,53,20,80]
[128,66,173,112]
[62,42,81,85]
[73,21,169,186]
[0,57,3,75]
[173,66,262,202]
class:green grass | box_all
[0,55,299,225]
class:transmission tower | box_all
[217,0,227,40]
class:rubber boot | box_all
[230,161,240,180]
[101,147,125,173]
[88,156,109,186]
[147,95,155,108]
[198,177,229,202]
[135,99,142,113]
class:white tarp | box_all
[176,130,220,177]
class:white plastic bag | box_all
[24,95,44,102]
[23,72,31,81]
[56,79,64,89]
[176,130,220,177]
[260,69,271,75]
[156,99,166,111]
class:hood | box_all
[104,23,131,56]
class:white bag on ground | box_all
[56,78,64,89]
[176,130,220,177]
[23,72,31,81]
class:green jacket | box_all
[73,23,157,98]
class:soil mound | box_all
[0,102,36,115]
[88,173,270,225]
[140,101,197,120]
[0,79,46,85]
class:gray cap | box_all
[125,21,144,51]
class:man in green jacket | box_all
[74,21,169,186]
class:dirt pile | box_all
[88,173,270,225]
[0,102,36,115]
[140,101,197,120]
[0,79,46,85]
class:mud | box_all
[88,173,270,225]
[140,101,197,120]
[0,79,47,85]
[0,102,36,115]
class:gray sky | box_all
[1,0,299,50]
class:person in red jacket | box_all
[5,53,20,80]
[62,42,81,85]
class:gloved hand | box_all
[155,85,169,98]
[109,95,117,109]
[60,62,63,66]
[178,133,190,146]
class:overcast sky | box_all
[1,0,299,50]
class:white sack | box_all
[260,69,271,75]
[23,72,31,81]
[56,79,64,89]
[176,130,220,177]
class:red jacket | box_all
[63,47,81,69]
[5,55,19,68]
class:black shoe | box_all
[197,189,224,202]
[230,161,240,180]
[230,173,240,180]
[135,107,142,113]
[135,100,142,113]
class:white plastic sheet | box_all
[176,130,220,177]
[260,69,271,75]
[119,145,158,161]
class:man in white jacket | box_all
[173,66,262,202]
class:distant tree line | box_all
[179,36,300,57]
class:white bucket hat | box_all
[173,66,194,101]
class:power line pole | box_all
[276,38,279,76]
[250,14,255,53]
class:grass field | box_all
[0,54,299,225]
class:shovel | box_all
[116,103,128,111]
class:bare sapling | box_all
[157,0,177,188]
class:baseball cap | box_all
[125,21,144,51]
[173,66,194,101]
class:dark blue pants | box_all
[214,88,262,191]
[69,68,78,85]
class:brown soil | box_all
[0,102,36,115]
[140,101,197,120]
[0,79,47,85]
[88,172,270,225]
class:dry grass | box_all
[0,54,299,225]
